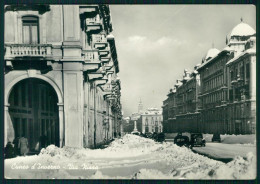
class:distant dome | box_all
[230,22,255,37]
[203,48,220,62]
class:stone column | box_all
[63,65,84,148]
[249,56,256,134]
[5,104,14,146]
[57,103,64,147]
[249,56,256,101]
[133,121,138,132]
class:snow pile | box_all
[212,152,256,179]
[203,134,213,142]
[221,134,256,145]
[133,152,256,179]
[5,134,256,179]
[39,134,163,159]
[105,134,161,155]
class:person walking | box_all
[12,136,20,156]
[18,134,29,156]
[4,142,15,159]
[39,133,48,150]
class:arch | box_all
[5,73,63,106]
[5,73,64,147]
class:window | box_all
[22,16,39,44]
[246,63,250,79]
[240,66,244,79]
[145,118,148,126]
[229,90,233,102]
[231,71,234,81]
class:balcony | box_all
[82,50,100,62]
[85,17,102,33]
[92,34,108,49]
[79,5,99,15]
[99,49,110,56]
[82,50,101,72]
[100,56,111,63]
[5,44,52,59]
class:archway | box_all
[8,78,60,153]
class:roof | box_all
[141,108,162,115]
[230,22,256,37]
[226,48,256,66]
[203,48,220,61]
[198,48,232,71]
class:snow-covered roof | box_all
[204,48,220,61]
[226,48,256,66]
[230,22,255,37]
[141,108,162,115]
[107,34,115,40]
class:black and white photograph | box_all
[3,4,256,179]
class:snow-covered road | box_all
[4,134,256,179]
[192,143,256,160]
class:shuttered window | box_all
[22,16,39,44]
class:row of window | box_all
[202,58,226,79]
[203,74,224,92]
[230,63,250,81]
[202,90,227,105]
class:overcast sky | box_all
[109,5,256,117]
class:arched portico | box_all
[4,71,64,148]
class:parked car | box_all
[174,134,190,147]
[212,133,221,142]
[140,133,148,138]
[152,132,158,140]
[156,133,165,142]
[145,132,153,139]
[190,133,206,147]
[131,131,140,136]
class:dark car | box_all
[174,134,190,147]
[156,133,165,142]
[152,132,158,140]
[145,132,153,139]
[140,133,148,138]
[131,131,140,136]
[212,133,221,142]
[190,133,206,147]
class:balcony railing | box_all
[92,34,107,43]
[5,44,52,58]
[79,5,99,14]
[82,50,100,62]
[86,17,101,25]
[85,17,102,33]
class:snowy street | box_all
[165,133,256,162]
[192,143,256,161]
[4,134,256,179]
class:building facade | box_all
[162,20,256,135]
[226,36,256,134]
[198,48,232,134]
[4,5,122,149]
[163,67,200,133]
[140,108,163,133]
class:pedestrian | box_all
[12,136,20,156]
[39,133,48,150]
[4,142,15,159]
[18,134,29,156]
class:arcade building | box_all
[4,5,122,150]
